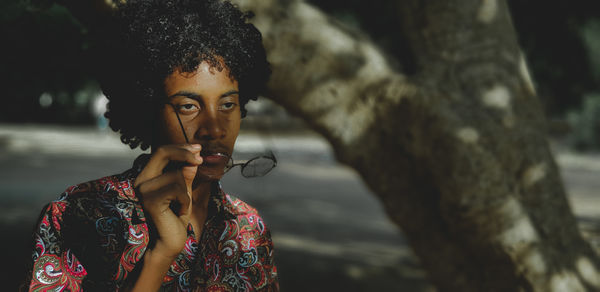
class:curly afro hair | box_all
[95,0,270,150]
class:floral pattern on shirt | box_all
[26,154,278,291]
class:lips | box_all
[202,153,229,165]
[200,144,229,156]
[194,145,230,180]
[198,143,230,166]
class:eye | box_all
[219,102,237,111]
[176,103,200,114]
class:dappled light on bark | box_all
[233,0,600,290]
[477,0,499,24]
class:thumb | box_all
[182,149,201,189]
[182,165,197,190]
[179,165,196,217]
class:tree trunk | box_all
[59,0,600,290]
[234,0,600,291]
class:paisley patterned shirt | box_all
[26,154,279,291]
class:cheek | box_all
[231,114,241,130]
[156,110,184,144]
[226,113,241,143]
[232,112,241,133]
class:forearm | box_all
[131,247,175,292]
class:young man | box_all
[25,0,278,290]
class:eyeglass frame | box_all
[164,102,277,178]
[225,151,278,177]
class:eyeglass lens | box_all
[241,157,276,178]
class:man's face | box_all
[157,60,241,181]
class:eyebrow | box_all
[168,90,240,100]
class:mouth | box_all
[196,147,231,181]
[200,145,231,167]
[202,152,230,165]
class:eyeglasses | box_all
[165,102,277,178]
[223,151,277,178]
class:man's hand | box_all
[130,144,202,291]
[133,144,202,259]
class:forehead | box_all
[164,61,238,96]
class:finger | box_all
[150,145,202,175]
[137,172,180,195]
[155,171,191,216]
[173,171,191,216]
[135,144,202,187]
[143,175,190,216]
[182,165,198,187]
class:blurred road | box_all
[1,124,599,291]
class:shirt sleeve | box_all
[263,230,280,292]
[27,201,88,292]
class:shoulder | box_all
[206,192,278,290]
[36,170,142,241]
[31,171,148,288]
[57,171,137,203]
[39,172,139,229]
[219,192,275,265]
[223,192,259,216]
[222,193,271,235]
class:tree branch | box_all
[233,0,419,148]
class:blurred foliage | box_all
[582,19,600,83]
[507,1,600,116]
[1,0,599,128]
[567,94,600,150]
[0,0,95,124]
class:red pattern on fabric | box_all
[29,241,88,291]
[27,154,278,291]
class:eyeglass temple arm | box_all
[167,103,190,144]
[268,151,278,165]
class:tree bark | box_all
[234,0,600,291]
[58,0,600,290]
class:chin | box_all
[194,166,225,182]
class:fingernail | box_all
[195,152,202,161]
[191,144,201,149]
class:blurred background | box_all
[1,0,600,291]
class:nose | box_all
[194,108,225,141]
